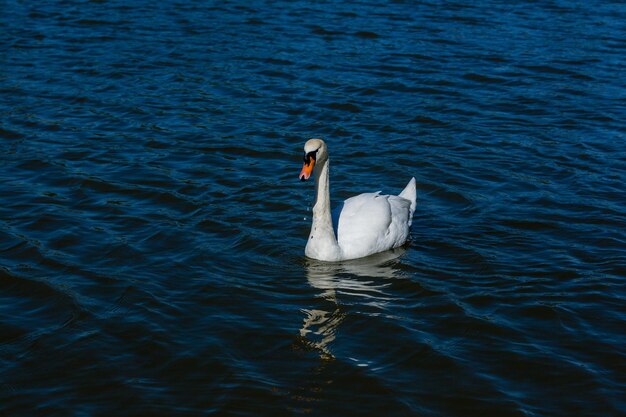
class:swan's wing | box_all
[333,192,411,259]
[386,195,411,242]
[336,192,390,246]
[399,177,417,225]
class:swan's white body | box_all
[300,139,416,262]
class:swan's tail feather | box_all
[399,177,417,225]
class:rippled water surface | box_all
[1,0,626,416]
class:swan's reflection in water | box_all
[300,248,406,360]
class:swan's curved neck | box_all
[313,158,331,215]
[306,158,341,261]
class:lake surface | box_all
[1,0,625,416]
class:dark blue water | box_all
[1,0,625,415]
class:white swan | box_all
[299,138,417,262]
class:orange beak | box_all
[299,159,315,181]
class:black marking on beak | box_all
[303,149,318,165]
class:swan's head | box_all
[299,138,327,181]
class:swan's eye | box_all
[303,150,318,165]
